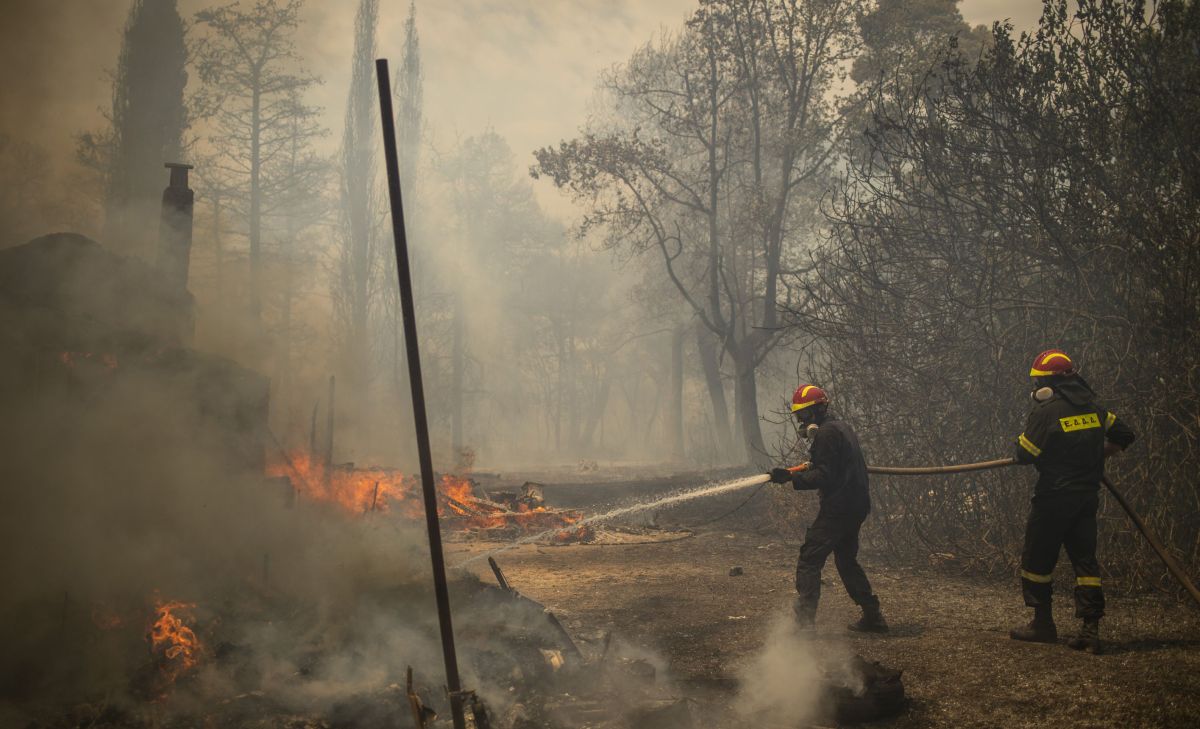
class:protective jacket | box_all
[790,417,871,517]
[1015,380,1136,494]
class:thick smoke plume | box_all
[0,234,448,720]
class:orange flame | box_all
[266,451,421,517]
[266,452,590,539]
[149,599,202,681]
[59,351,118,370]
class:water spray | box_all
[456,458,1200,609]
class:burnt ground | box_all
[450,473,1200,729]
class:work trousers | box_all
[1020,490,1105,620]
[795,513,879,618]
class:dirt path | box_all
[449,528,1200,728]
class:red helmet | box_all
[791,384,829,413]
[1029,349,1076,377]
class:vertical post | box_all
[158,162,195,292]
[375,58,468,729]
[670,324,685,460]
[309,402,319,459]
[324,375,336,487]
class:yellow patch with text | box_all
[1060,413,1101,432]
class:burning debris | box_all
[265,455,593,544]
[147,598,203,685]
[20,565,707,729]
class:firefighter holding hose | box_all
[1009,349,1136,654]
[769,385,888,633]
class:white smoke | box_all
[734,611,864,726]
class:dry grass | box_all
[451,523,1200,728]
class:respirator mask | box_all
[1031,378,1055,402]
[795,409,821,439]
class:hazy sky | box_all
[0,0,1043,217]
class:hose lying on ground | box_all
[861,456,1200,609]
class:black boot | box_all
[1009,605,1057,644]
[793,597,816,631]
[1067,619,1102,654]
[848,603,889,633]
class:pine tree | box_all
[78,0,188,258]
[332,0,380,447]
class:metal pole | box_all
[375,58,468,729]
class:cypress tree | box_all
[92,0,189,257]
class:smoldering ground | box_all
[734,612,864,726]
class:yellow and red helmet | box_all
[791,384,829,413]
[1030,349,1076,377]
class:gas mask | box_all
[1031,386,1054,402]
[795,409,821,439]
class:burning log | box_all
[447,495,486,517]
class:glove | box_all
[769,467,793,484]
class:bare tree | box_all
[194,0,318,334]
[533,0,860,463]
[267,96,328,427]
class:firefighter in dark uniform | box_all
[769,385,887,632]
[1010,349,1135,653]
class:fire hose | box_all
[762,458,1200,608]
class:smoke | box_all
[0,2,126,175]
[734,612,863,726]
[0,234,442,718]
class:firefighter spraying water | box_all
[768,385,888,633]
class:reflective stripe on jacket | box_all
[1015,389,1136,494]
